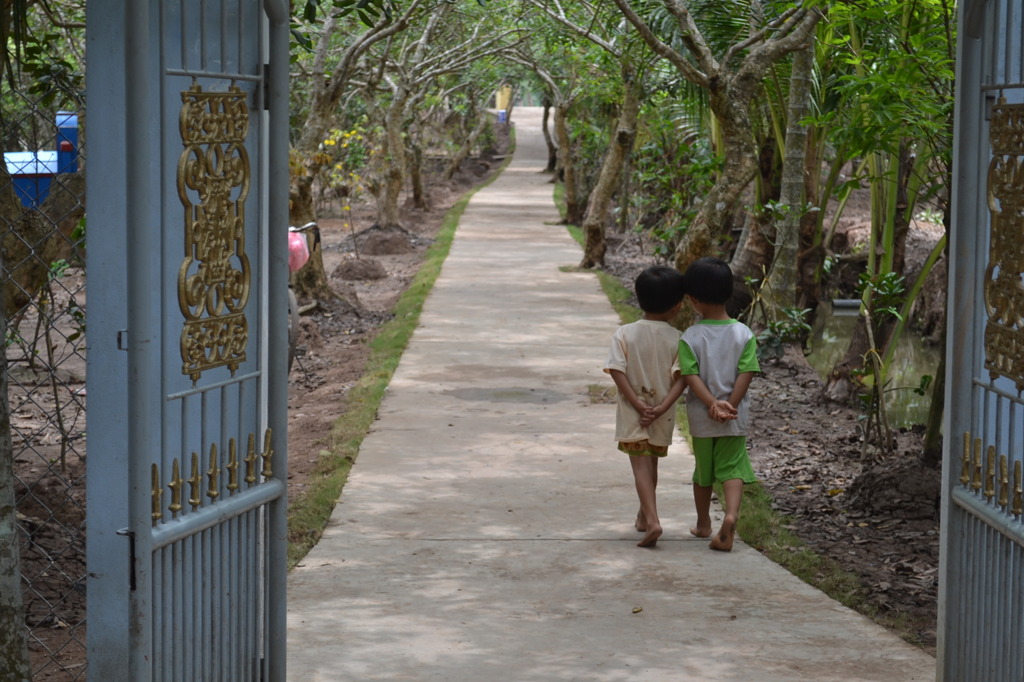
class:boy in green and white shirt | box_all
[678,257,759,552]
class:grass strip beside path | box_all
[287,145,515,569]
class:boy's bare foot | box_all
[689,525,712,539]
[637,525,662,547]
[709,518,736,552]
[635,511,647,532]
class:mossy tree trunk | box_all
[764,43,814,313]
[609,0,823,282]
[541,99,557,173]
[0,247,29,680]
[552,102,584,226]
[580,63,640,269]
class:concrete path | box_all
[286,108,936,681]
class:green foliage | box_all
[321,124,369,197]
[630,101,720,257]
[741,266,813,358]
[855,270,905,322]
[299,0,488,28]
[755,307,812,360]
[17,33,83,106]
[302,0,398,26]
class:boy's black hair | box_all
[634,265,687,314]
[683,257,733,305]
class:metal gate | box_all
[84,2,291,680]
[942,2,1024,679]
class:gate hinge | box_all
[116,528,137,591]
[117,330,128,351]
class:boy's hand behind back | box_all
[709,400,738,423]
[638,404,660,427]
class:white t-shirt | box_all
[604,319,682,446]
[679,319,759,438]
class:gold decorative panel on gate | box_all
[985,99,1024,391]
[177,83,252,382]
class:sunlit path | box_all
[286,107,935,681]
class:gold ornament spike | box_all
[972,438,983,492]
[151,463,163,524]
[244,433,257,485]
[985,445,997,502]
[960,432,971,486]
[207,443,220,501]
[999,455,1010,509]
[261,428,274,479]
[226,438,240,494]
[1014,462,1023,517]
[168,459,184,517]
[188,452,202,510]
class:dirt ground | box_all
[745,347,940,652]
[286,130,941,655]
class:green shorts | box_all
[691,435,757,486]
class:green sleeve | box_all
[678,339,699,376]
[738,336,760,374]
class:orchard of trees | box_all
[2,0,955,677]
[286,0,952,454]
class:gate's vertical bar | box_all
[85,1,133,677]
[172,542,183,682]
[153,549,163,682]
[239,382,253,676]
[265,0,291,678]
[125,1,158,678]
[190,533,200,681]
[1015,552,1023,680]
[942,3,988,678]
[242,508,253,676]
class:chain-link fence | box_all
[3,16,88,678]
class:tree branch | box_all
[609,0,710,88]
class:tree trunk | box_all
[444,111,489,181]
[0,263,29,680]
[729,216,772,295]
[890,141,914,275]
[410,141,428,210]
[2,168,85,318]
[377,92,409,228]
[796,130,825,315]
[673,128,758,272]
[553,103,583,226]
[765,43,814,313]
[580,69,640,269]
[288,171,340,304]
[541,99,557,173]
[921,351,945,467]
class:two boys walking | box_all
[604,258,759,550]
